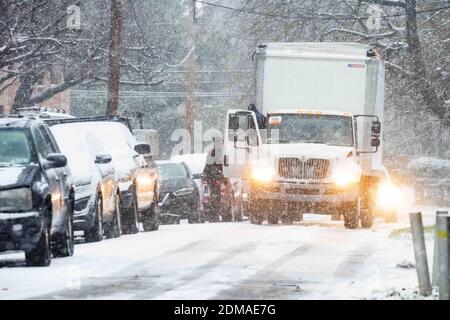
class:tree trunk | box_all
[11,72,42,112]
[105,0,124,116]
[404,0,447,124]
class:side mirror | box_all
[44,153,67,169]
[95,154,112,164]
[371,120,381,135]
[371,137,381,148]
[134,143,151,155]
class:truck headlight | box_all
[0,188,33,212]
[251,164,275,183]
[376,182,399,210]
[330,162,361,187]
[174,186,195,197]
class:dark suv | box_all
[0,117,75,266]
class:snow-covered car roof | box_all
[170,153,207,175]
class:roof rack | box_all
[44,116,133,131]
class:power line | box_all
[196,0,450,21]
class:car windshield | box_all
[0,129,33,166]
[158,164,187,180]
[267,114,354,147]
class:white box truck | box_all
[223,42,385,229]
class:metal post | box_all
[432,211,448,286]
[185,0,196,140]
[436,214,450,300]
[410,212,432,296]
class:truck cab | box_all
[223,42,385,229]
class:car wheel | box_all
[267,213,279,225]
[142,192,159,232]
[281,213,294,225]
[85,194,104,243]
[53,202,75,258]
[26,212,52,267]
[122,189,139,234]
[105,193,122,239]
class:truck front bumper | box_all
[249,181,359,211]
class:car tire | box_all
[105,193,122,239]
[344,200,359,230]
[85,194,104,243]
[25,213,52,267]
[121,189,139,234]
[142,192,159,232]
[281,213,294,225]
[52,202,75,258]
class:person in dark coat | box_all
[248,103,267,129]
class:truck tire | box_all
[343,201,359,229]
[360,207,374,229]
[250,213,264,225]
[122,190,139,234]
[281,213,294,225]
[267,212,279,225]
[85,194,104,243]
[26,215,51,267]
[53,203,75,258]
[105,193,122,239]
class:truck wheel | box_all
[26,215,52,267]
[105,193,122,239]
[343,201,359,230]
[360,207,374,229]
[250,213,264,225]
[267,213,279,225]
[53,203,75,258]
[85,194,104,243]
[122,190,139,234]
[281,214,294,225]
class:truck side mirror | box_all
[371,120,381,135]
[371,137,381,148]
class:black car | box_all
[0,117,75,266]
[156,161,201,224]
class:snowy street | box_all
[0,207,438,300]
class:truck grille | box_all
[278,157,330,181]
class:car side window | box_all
[33,127,50,158]
[42,126,60,153]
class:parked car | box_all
[156,161,201,224]
[46,117,160,233]
[49,123,122,242]
[170,153,207,216]
[0,117,75,266]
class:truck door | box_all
[223,110,261,179]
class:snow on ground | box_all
[0,204,444,300]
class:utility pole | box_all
[185,0,196,138]
[106,0,124,116]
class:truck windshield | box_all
[267,114,354,147]
[0,129,34,166]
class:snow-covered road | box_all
[0,207,441,300]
